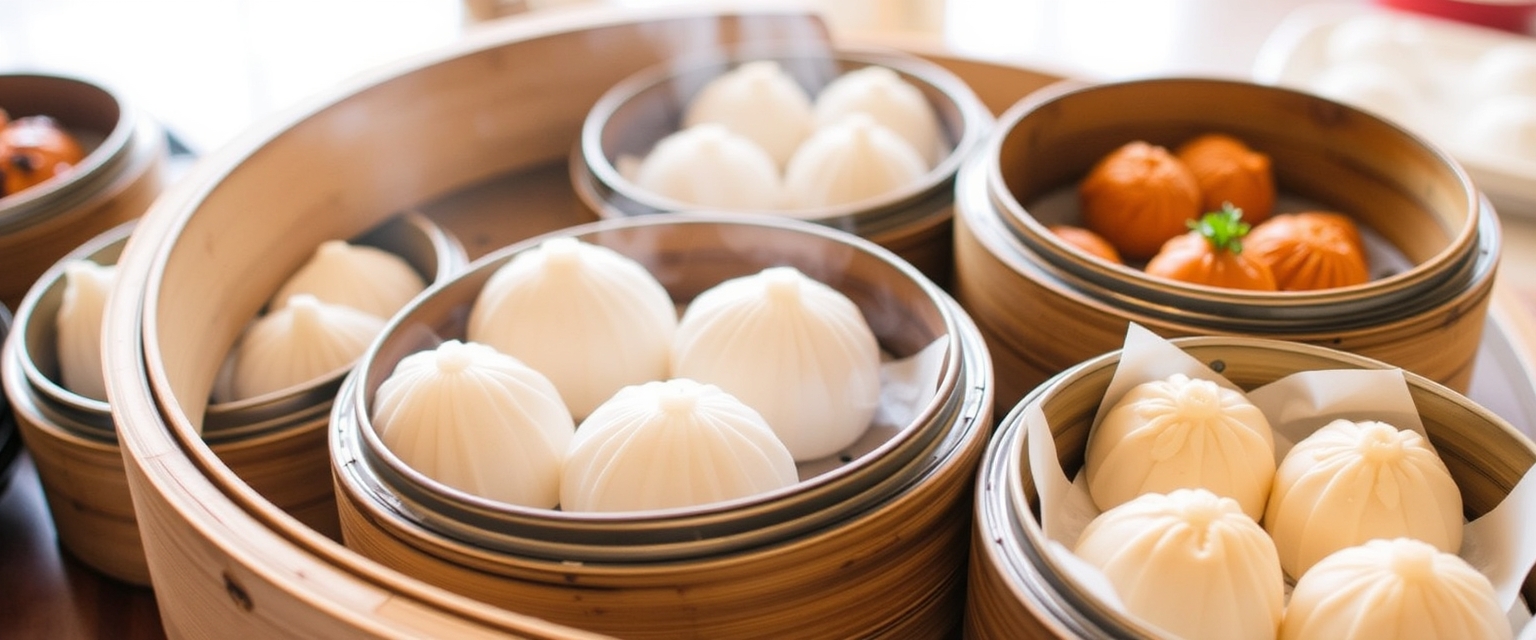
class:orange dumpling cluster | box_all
[1072,134,1370,292]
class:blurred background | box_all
[1,0,1368,157]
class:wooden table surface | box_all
[3,0,1536,638]
[0,455,164,639]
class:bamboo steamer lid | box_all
[951,77,1498,416]
[570,46,993,287]
[966,336,1536,638]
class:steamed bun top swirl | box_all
[1084,373,1275,519]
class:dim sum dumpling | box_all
[672,266,880,461]
[560,378,797,512]
[269,240,426,318]
[54,260,116,401]
[224,294,385,401]
[1264,419,1463,579]
[632,123,782,210]
[1244,212,1370,291]
[1074,488,1285,640]
[782,113,927,211]
[1084,373,1276,519]
[813,65,944,164]
[683,60,814,168]
[467,237,677,419]
[1280,538,1509,640]
[374,340,574,508]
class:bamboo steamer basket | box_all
[0,73,168,309]
[330,214,993,638]
[570,46,992,287]
[965,335,1536,638]
[952,77,1499,415]
[95,8,1003,638]
[2,220,151,584]
[0,211,457,586]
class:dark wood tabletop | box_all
[0,453,164,640]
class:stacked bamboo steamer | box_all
[0,73,168,308]
[99,7,1034,638]
[1,212,458,585]
[952,78,1498,416]
[966,336,1536,637]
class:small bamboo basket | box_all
[952,77,1499,415]
[570,46,992,286]
[0,73,168,309]
[330,214,993,638]
[1,212,458,585]
[966,336,1536,638]
[2,220,149,584]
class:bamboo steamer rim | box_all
[577,44,992,232]
[982,76,1485,316]
[336,212,967,561]
[5,218,136,441]
[0,73,140,231]
[980,334,1536,638]
[338,300,994,578]
[105,8,841,638]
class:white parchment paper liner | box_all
[1026,323,1536,634]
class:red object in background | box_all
[1377,0,1536,33]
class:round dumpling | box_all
[813,65,944,164]
[373,340,574,508]
[1281,538,1509,640]
[467,237,677,419]
[683,60,813,168]
[632,123,782,210]
[1074,488,1285,640]
[560,378,797,512]
[269,240,426,319]
[1084,373,1275,519]
[781,113,928,211]
[223,294,385,401]
[1244,211,1370,291]
[1078,141,1202,261]
[671,266,880,461]
[1264,419,1463,579]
